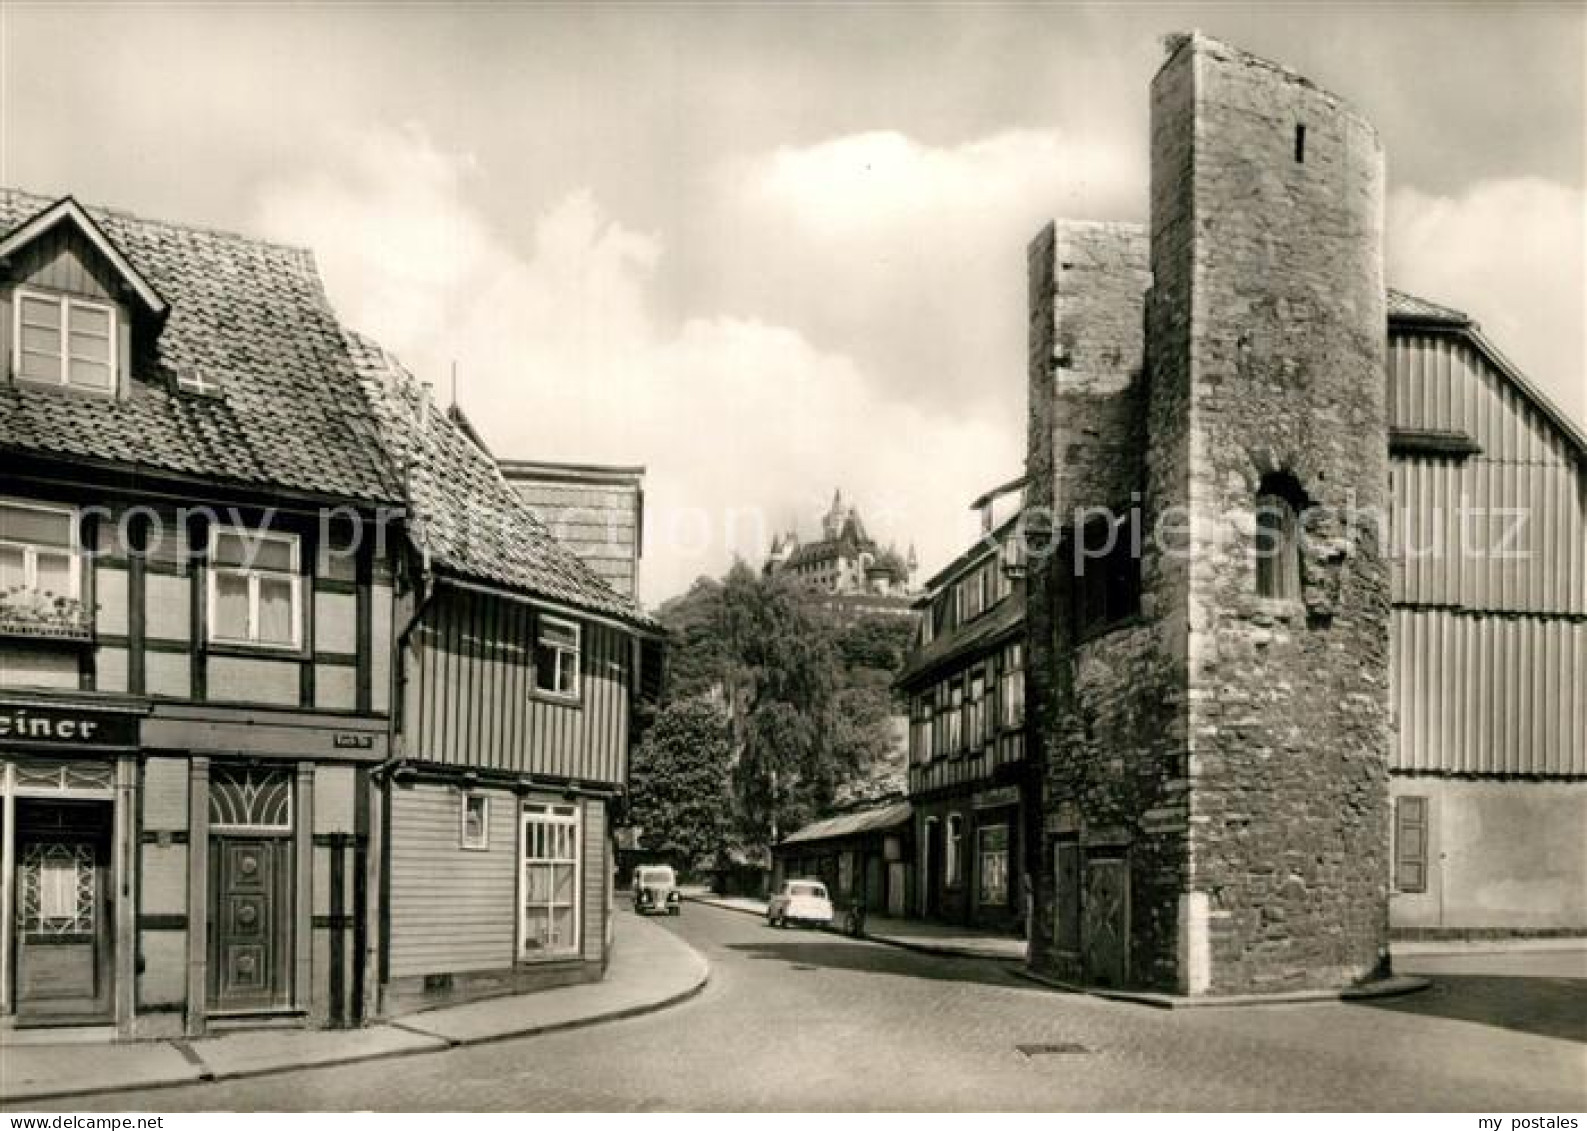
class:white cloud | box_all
[708,127,1146,431]
[1388,178,1586,425]
[253,126,1012,606]
[748,127,1142,236]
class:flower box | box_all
[0,592,95,643]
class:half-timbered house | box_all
[897,477,1028,933]
[0,190,403,1037]
[346,336,661,1013]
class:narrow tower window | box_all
[1255,473,1308,599]
[1294,124,1307,163]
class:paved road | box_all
[43,904,1587,1111]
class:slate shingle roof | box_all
[343,333,655,629]
[0,189,401,504]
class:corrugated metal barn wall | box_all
[1387,329,1586,776]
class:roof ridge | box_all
[0,186,314,256]
[343,330,654,627]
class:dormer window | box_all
[14,288,117,393]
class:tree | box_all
[651,561,917,857]
[626,697,735,873]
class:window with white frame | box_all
[534,616,581,698]
[967,667,986,747]
[521,803,581,958]
[1001,642,1025,729]
[460,793,490,850]
[0,500,80,600]
[14,288,117,393]
[945,813,963,887]
[207,526,302,648]
[946,681,963,753]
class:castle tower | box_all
[1028,33,1390,996]
[1152,32,1390,993]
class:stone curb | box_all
[394,954,711,1052]
[684,893,1024,964]
[1,935,711,1106]
[1013,967,1431,1008]
[1391,937,1587,957]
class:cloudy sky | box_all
[2,3,1581,604]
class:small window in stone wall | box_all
[1394,796,1429,893]
[1255,473,1308,600]
[1072,515,1141,637]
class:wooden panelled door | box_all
[1082,856,1129,989]
[13,800,114,1024]
[208,836,292,1012]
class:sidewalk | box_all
[685,891,1027,961]
[0,912,708,1106]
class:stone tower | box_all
[1028,33,1391,995]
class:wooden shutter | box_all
[1395,796,1429,893]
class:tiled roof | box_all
[0,189,402,504]
[343,333,655,629]
[1387,288,1469,325]
[779,800,913,847]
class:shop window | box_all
[208,525,302,649]
[1255,473,1308,600]
[945,814,963,887]
[978,825,1009,906]
[461,793,490,850]
[1394,796,1428,893]
[522,802,581,958]
[534,616,581,699]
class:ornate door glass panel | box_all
[209,767,292,831]
[21,842,95,933]
[14,759,114,793]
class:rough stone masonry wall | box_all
[1028,221,1195,990]
[1151,33,1392,992]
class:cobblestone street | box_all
[39,904,1586,1111]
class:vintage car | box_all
[632,864,681,916]
[767,878,833,929]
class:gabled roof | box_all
[896,589,1024,689]
[778,800,912,847]
[969,474,1027,512]
[0,188,402,505]
[1389,287,1587,460]
[1386,288,1468,326]
[0,196,166,318]
[344,332,656,630]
